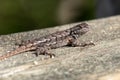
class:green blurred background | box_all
[0,0,95,35]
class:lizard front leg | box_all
[68,39,95,47]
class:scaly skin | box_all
[0,23,90,61]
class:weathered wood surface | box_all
[0,15,120,80]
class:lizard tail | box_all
[0,46,36,61]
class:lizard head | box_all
[70,23,89,39]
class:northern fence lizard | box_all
[0,23,94,61]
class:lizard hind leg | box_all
[35,47,55,58]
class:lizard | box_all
[0,23,94,61]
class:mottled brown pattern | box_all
[0,23,90,61]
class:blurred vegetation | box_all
[0,0,95,35]
[78,0,95,21]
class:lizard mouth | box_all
[80,27,89,35]
[83,27,89,32]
